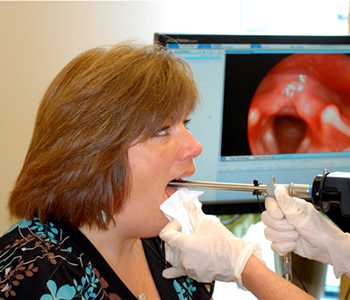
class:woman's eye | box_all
[154,126,170,137]
[183,119,191,129]
[154,119,191,137]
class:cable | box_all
[292,265,308,294]
[253,180,265,212]
[220,214,241,225]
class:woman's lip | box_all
[165,175,190,198]
[165,185,177,198]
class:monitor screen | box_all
[155,33,350,212]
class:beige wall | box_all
[0,1,159,234]
[0,1,242,234]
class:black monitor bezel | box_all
[155,33,350,46]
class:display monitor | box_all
[155,33,350,214]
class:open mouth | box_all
[165,186,177,198]
[165,178,183,198]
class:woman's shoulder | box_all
[0,218,72,255]
[0,218,109,299]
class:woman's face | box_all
[117,116,202,238]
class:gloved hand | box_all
[159,202,263,289]
[262,185,350,278]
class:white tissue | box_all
[160,188,204,234]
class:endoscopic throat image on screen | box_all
[247,53,350,155]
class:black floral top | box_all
[0,218,213,299]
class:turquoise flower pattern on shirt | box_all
[173,277,198,300]
[0,218,211,299]
[40,280,76,300]
[0,218,111,299]
[39,265,100,300]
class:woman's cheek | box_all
[247,53,350,154]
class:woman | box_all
[0,41,209,299]
[1,40,316,300]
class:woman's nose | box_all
[179,126,203,159]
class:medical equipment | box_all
[168,170,350,282]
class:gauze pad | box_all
[160,188,203,234]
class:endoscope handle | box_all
[265,178,295,282]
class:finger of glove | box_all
[274,185,304,213]
[264,227,299,243]
[261,211,295,231]
[159,219,182,244]
[187,204,218,235]
[270,241,297,256]
[164,243,175,264]
[162,267,187,279]
[188,203,221,226]
[186,201,204,228]
[264,196,284,220]
[275,185,315,226]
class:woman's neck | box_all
[79,223,139,264]
[79,224,153,298]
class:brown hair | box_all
[8,41,199,230]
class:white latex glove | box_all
[159,202,263,289]
[261,185,350,278]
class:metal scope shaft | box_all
[168,178,312,200]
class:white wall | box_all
[0,1,243,235]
